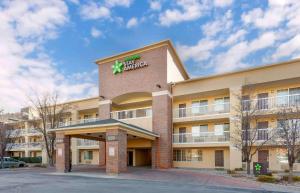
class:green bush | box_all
[234,168,243,171]
[282,175,300,182]
[12,157,42,163]
[227,170,236,174]
[257,175,277,183]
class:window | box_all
[200,125,208,133]
[173,149,202,162]
[242,95,250,111]
[178,104,186,118]
[277,89,289,106]
[84,151,93,160]
[289,87,300,106]
[192,100,208,115]
[214,124,224,136]
[214,97,229,112]
[192,126,200,136]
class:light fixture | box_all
[156,84,161,88]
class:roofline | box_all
[52,122,159,138]
[94,39,189,79]
[174,57,300,85]
[56,96,99,107]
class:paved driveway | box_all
[0,167,296,193]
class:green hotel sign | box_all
[112,54,148,75]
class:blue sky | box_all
[1,0,300,112]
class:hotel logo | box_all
[112,54,148,75]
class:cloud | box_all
[222,29,247,46]
[91,27,102,38]
[213,32,276,73]
[272,34,300,60]
[177,39,219,63]
[105,0,133,7]
[159,0,209,26]
[0,1,98,112]
[201,10,232,37]
[80,2,111,20]
[149,0,162,11]
[126,17,138,28]
[213,0,233,7]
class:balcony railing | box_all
[7,143,27,150]
[242,94,300,111]
[58,118,100,127]
[7,129,26,137]
[110,108,152,120]
[28,128,40,134]
[173,131,230,144]
[27,142,43,148]
[77,139,99,146]
[173,103,230,119]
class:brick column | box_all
[55,133,71,173]
[152,91,172,169]
[229,86,243,170]
[105,128,127,174]
[99,100,112,119]
[99,141,106,166]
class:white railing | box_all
[173,103,230,119]
[28,128,40,134]
[27,142,43,148]
[7,129,26,136]
[242,94,300,111]
[7,143,27,150]
[110,107,152,120]
[77,139,99,146]
[58,118,100,127]
[173,131,230,144]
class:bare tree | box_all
[276,106,300,183]
[0,111,20,168]
[231,87,275,175]
[29,92,68,167]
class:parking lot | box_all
[0,167,299,193]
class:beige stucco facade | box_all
[5,40,300,173]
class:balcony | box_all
[242,94,300,112]
[77,139,99,147]
[27,128,40,135]
[110,108,152,120]
[173,103,230,123]
[58,118,100,127]
[7,129,26,137]
[27,142,43,149]
[7,143,27,150]
[173,131,230,146]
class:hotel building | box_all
[4,40,300,174]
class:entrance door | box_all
[179,104,186,117]
[258,150,269,168]
[215,150,224,167]
[127,151,133,166]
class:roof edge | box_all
[174,57,300,85]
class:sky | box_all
[1,0,300,112]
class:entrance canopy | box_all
[53,118,159,141]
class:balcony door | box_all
[178,104,186,118]
[257,93,268,110]
[257,121,268,140]
[179,127,187,143]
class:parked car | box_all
[0,157,27,168]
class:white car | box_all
[0,157,26,168]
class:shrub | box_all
[282,175,300,182]
[284,169,289,173]
[12,157,42,163]
[234,168,243,171]
[257,175,277,183]
[227,170,236,174]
